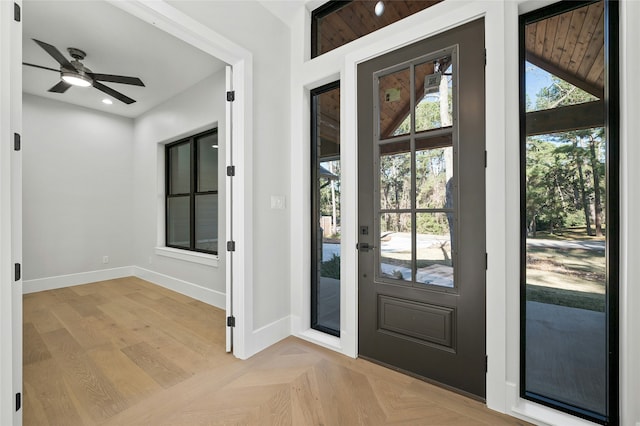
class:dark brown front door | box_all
[357,19,486,398]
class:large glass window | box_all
[311,82,341,336]
[520,1,618,423]
[166,129,218,255]
[311,1,442,58]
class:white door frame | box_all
[109,1,253,359]
[0,0,23,424]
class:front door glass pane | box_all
[380,213,412,281]
[380,147,411,210]
[378,68,411,139]
[415,59,453,133]
[416,213,453,287]
[416,144,453,209]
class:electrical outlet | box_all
[102,256,109,264]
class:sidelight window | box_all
[519,1,618,423]
[311,82,341,336]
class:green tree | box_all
[527,75,605,237]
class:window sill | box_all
[155,247,219,267]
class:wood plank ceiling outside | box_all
[525,1,605,98]
[525,1,605,136]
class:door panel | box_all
[358,19,485,398]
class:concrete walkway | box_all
[526,301,606,415]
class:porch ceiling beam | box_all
[526,100,604,136]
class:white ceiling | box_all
[22,0,227,118]
[256,0,307,28]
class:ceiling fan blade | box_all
[90,73,145,87]
[23,62,59,73]
[32,39,73,69]
[49,80,71,93]
[93,81,135,105]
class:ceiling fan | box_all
[23,39,145,105]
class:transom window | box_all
[311,0,443,58]
[165,129,218,255]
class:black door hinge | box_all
[485,355,488,373]
[485,253,488,270]
[14,3,21,22]
[227,241,236,252]
[227,316,236,327]
[14,133,20,151]
[15,392,21,411]
[484,150,487,168]
[484,49,487,66]
[226,91,235,102]
[14,263,21,281]
[226,165,235,177]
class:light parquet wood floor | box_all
[23,277,531,425]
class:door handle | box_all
[356,242,376,252]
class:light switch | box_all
[270,195,286,209]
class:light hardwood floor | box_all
[23,277,530,425]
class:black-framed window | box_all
[311,1,442,59]
[519,1,618,424]
[311,81,341,336]
[166,128,219,255]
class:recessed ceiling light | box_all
[102,98,113,105]
[375,1,385,16]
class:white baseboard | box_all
[22,266,226,311]
[133,266,225,309]
[246,315,291,358]
[22,266,135,294]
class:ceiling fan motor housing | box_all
[67,47,86,61]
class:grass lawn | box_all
[528,226,606,241]
[526,245,605,312]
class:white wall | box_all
[167,1,292,334]
[132,71,226,306]
[22,94,134,282]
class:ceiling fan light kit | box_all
[23,38,145,104]
[61,70,92,87]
